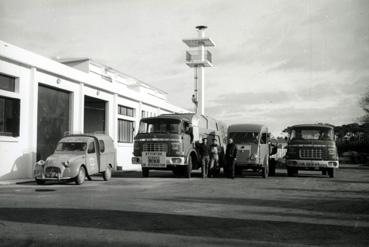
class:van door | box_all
[86,139,99,174]
[259,132,269,166]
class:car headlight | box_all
[63,161,70,167]
[36,160,45,166]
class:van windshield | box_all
[290,127,334,141]
[139,118,181,134]
[229,132,259,143]
[56,142,87,152]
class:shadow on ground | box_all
[0,207,368,246]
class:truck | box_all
[131,113,225,178]
[227,124,277,178]
[285,124,339,177]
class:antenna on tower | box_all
[183,26,215,116]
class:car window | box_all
[87,142,95,153]
[99,140,105,153]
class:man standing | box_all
[225,138,237,179]
[198,138,210,178]
[209,139,221,177]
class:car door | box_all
[86,139,99,175]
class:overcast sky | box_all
[0,0,368,135]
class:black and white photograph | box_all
[0,0,369,246]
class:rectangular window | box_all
[118,119,134,143]
[0,74,16,92]
[0,96,20,137]
[118,105,135,117]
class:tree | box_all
[360,93,369,123]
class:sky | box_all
[0,0,368,136]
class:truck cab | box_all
[285,124,339,177]
[132,113,224,178]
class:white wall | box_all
[0,40,187,180]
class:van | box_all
[227,124,276,178]
[33,134,116,185]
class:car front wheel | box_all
[103,166,112,181]
[75,167,86,185]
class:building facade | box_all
[0,40,187,180]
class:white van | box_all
[228,124,276,178]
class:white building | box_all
[0,40,187,180]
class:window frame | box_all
[117,118,134,143]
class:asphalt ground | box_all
[0,167,368,247]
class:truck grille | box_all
[143,143,168,152]
[299,148,322,159]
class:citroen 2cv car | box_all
[34,134,116,185]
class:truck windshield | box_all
[139,118,181,134]
[290,128,334,141]
[56,142,87,151]
[229,132,259,143]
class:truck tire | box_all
[287,167,297,177]
[142,168,149,177]
[269,159,276,176]
[75,167,86,185]
[103,166,112,181]
[35,179,45,185]
[328,168,334,178]
[185,157,192,179]
[262,164,269,179]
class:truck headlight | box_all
[171,142,181,150]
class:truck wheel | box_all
[75,167,86,185]
[172,167,182,177]
[262,166,268,178]
[269,159,276,176]
[287,167,296,177]
[35,179,45,185]
[142,168,149,177]
[103,166,112,181]
[328,168,334,178]
[185,157,192,179]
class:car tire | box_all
[103,166,112,181]
[35,179,45,185]
[75,167,86,185]
[142,168,149,177]
[328,168,334,178]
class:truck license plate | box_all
[142,151,166,167]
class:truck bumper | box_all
[132,156,185,168]
[286,159,339,169]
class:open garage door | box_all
[37,85,70,161]
[84,95,106,134]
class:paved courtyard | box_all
[0,167,368,246]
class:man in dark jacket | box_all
[225,138,237,178]
[198,138,210,178]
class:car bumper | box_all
[132,156,185,168]
[286,159,339,169]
